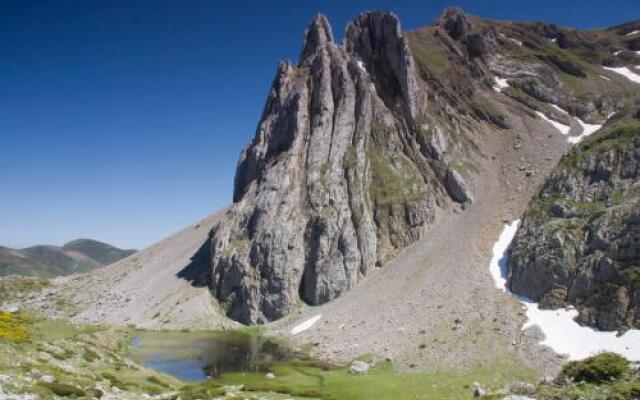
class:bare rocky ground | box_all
[10,211,236,331]
[272,94,575,376]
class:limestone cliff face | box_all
[208,7,640,325]
[509,115,640,331]
[208,12,469,324]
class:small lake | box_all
[128,330,298,381]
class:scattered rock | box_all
[348,361,370,375]
[506,381,536,395]
[446,169,474,204]
[473,382,486,397]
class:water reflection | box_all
[129,331,295,381]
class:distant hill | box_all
[0,239,135,278]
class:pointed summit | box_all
[299,14,334,63]
[344,11,420,120]
[437,6,472,40]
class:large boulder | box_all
[446,169,474,204]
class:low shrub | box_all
[41,382,87,397]
[0,311,30,341]
[146,375,169,388]
[561,352,630,383]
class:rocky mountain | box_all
[207,8,640,324]
[0,239,135,278]
[11,8,640,375]
[208,11,485,324]
[509,110,640,332]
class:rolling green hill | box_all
[0,239,135,278]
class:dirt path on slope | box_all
[276,102,572,376]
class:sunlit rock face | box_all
[208,12,460,324]
[509,115,640,332]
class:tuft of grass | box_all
[469,96,510,128]
[40,382,87,397]
[368,147,424,207]
[179,382,226,400]
[408,30,452,76]
[561,352,630,383]
[146,375,170,388]
[83,348,99,362]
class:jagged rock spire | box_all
[344,11,420,121]
[437,6,472,40]
[210,11,445,324]
[299,14,334,63]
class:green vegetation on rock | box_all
[562,352,630,383]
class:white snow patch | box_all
[509,37,523,46]
[493,77,509,92]
[489,220,519,291]
[356,59,367,73]
[599,75,611,81]
[489,221,640,361]
[568,119,603,144]
[613,50,622,56]
[519,299,640,360]
[289,314,322,335]
[625,30,640,36]
[603,66,640,84]
[549,37,557,43]
[550,104,568,114]
[535,111,571,135]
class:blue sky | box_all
[1,0,639,249]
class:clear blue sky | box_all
[1,0,638,249]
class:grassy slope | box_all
[62,239,136,266]
[214,359,535,400]
[0,248,58,277]
[0,310,524,400]
[1,312,636,400]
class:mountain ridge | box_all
[0,238,136,278]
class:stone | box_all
[506,381,536,395]
[473,382,486,397]
[265,372,275,379]
[348,360,370,375]
[446,169,474,204]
